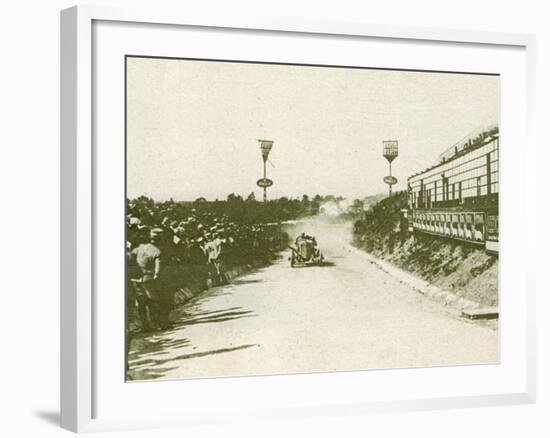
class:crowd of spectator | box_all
[126,196,289,332]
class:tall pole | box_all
[389,161,393,196]
[383,140,399,198]
[258,139,274,203]
[263,160,267,202]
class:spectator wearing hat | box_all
[203,231,226,285]
[129,228,163,331]
[187,236,207,287]
[212,232,228,285]
[132,228,162,281]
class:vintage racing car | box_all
[289,233,324,267]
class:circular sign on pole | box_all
[383,175,398,185]
[257,178,274,188]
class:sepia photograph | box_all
[125,56,500,381]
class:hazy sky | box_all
[126,57,499,201]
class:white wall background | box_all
[0,1,547,437]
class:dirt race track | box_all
[128,218,498,381]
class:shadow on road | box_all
[230,278,264,285]
[128,344,258,381]
[290,261,336,268]
[128,305,258,381]
[174,309,256,327]
[156,344,258,365]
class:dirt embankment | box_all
[353,192,498,307]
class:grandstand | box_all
[407,125,499,253]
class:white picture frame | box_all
[60,5,536,433]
